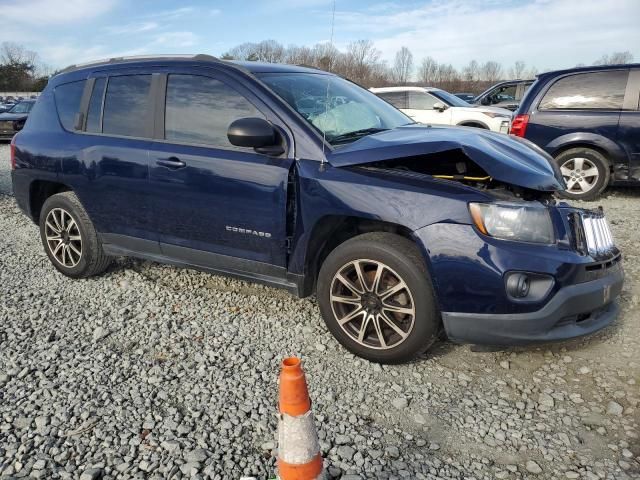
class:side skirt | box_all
[100,234,305,297]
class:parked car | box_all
[454,92,476,102]
[473,80,534,111]
[0,103,15,114]
[0,100,35,140]
[11,55,623,363]
[371,86,512,133]
[510,64,640,200]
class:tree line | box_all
[223,40,635,94]
[0,42,50,92]
[0,38,634,94]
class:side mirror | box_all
[433,102,448,112]
[227,117,284,155]
[480,96,491,106]
[228,117,276,148]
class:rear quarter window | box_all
[539,70,628,110]
[53,80,86,131]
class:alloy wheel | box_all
[44,208,82,268]
[560,157,599,194]
[329,259,416,350]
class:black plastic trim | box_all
[100,233,305,296]
[442,265,623,345]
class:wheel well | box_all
[29,180,71,223]
[457,121,488,129]
[552,143,612,172]
[302,216,419,296]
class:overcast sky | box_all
[2,0,639,72]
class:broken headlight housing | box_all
[469,202,555,244]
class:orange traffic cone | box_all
[277,357,325,480]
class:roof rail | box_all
[58,53,221,74]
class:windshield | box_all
[257,72,413,145]
[430,90,472,107]
[9,102,34,114]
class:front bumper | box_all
[442,261,623,345]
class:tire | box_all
[317,232,440,364]
[555,148,610,201]
[39,191,112,278]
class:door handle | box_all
[156,157,186,169]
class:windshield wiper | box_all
[329,127,389,144]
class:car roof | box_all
[370,86,442,93]
[56,54,329,78]
[230,61,328,74]
[536,62,640,80]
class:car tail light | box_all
[10,135,16,170]
[509,114,529,137]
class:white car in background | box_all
[370,86,512,134]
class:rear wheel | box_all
[317,233,440,364]
[555,148,609,200]
[39,192,112,278]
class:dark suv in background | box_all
[511,64,640,199]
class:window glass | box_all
[103,75,152,137]
[539,71,628,110]
[378,91,407,109]
[86,77,106,133]
[490,84,516,104]
[54,81,85,131]
[258,73,411,144]
[165,74,264,147]
[408,91,438,110]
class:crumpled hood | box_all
[0,112,28,121]
[328,124,564,191]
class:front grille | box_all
[571,209,616,257]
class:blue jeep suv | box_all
[511,64,640,200]
[10,55,624,363]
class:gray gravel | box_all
[1,143,639,479]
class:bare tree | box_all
[254,40,285,63]
[392,46,413,83]
[479,61,502,82]
[417,57,438,84]
[508,60,526,79]
[594,51,634,65]
[342,40,381,84]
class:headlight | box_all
[482,111,510,118]
[469,203,555,244]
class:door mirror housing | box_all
[433,102,448,112]
[227,117,284,154]
[480,96,491,106]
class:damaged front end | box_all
[328,124,565,200]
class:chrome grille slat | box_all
[579,212,615,256]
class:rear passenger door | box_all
[65,72,157,252]
[617,69,640,181]
[147,69,295,271]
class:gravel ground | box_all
[0,143,639,480]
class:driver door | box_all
[147,70,295,269]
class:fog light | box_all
[505,272,555,302]
[507,273,530,298]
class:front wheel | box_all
[317,233,440,364]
